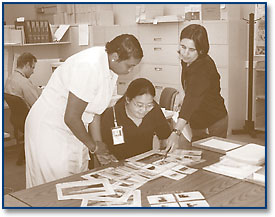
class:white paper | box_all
[179,200,210,207]
[56,179,115,200]
[147,193,176,204]
[151,202,180,207]
[54,24,70,42]
[78,24,89,46]
[199,138,242,152]
[174,191,205,202]
[161,170,187,180]
[226,143,265,165]
[203,157,261,179]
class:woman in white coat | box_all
[25,34,143,188]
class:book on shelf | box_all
[15,19,52,44]
[192,136,243,154]
[226,143,265,166]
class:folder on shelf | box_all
[53,24,70,42]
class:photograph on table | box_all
[56,179,115,200]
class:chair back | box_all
[4,93,29,132]
[159,87,179,111]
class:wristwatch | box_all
[172,129,182,136]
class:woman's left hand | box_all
[94,141,118,165]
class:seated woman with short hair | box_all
[101,78,172,160]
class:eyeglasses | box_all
[131,99,155,111]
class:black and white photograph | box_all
[2,1,268,213]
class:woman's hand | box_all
[165,132,180,153]
[94,141,118,165]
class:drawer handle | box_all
[153,37,162,41]
[118,82,126,85]
[154,67,163,71]
[153,47,162,51]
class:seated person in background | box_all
[100,78,172,160]
[4,52,42,108]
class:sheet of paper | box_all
[151,202,180,207]
[147,193,176,204]
[174,191,205,202]
[54,24,70,42]
[179,200,210,207]
[78,24,89,46]
[203,157,261,179]
[226,143,265,165]
[172,165,198,175]
[161,170,187,180]
[81,190,141,207]
[56,179,114,200]
[199,138,242,152]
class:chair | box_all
[159,87,179,111]
[4,93,29,165]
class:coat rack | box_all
[232,13,262,138]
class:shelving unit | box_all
[253,61,265,131]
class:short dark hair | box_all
[17,52,37,68]
[125,78,155,101]
[105,34,143,61]
[180,24,209,56]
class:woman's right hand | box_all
[165,132,180,153]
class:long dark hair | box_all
[180,24,209,57]
[105,34,143,61]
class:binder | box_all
[35,20,41,43]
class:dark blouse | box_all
[179,55,227,129]
[101,98,171,160]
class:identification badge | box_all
[111,126,125,145]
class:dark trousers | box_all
[191,115,228,142]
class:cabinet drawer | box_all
[202,21,228,45]
[139,64,181,85]
[141,44,180,65]
[208,45,228,67]
[117,64,140,82]
[138,23,179,44]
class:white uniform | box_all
[25,47,118,188]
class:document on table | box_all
[192,138,242,154]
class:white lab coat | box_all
[25,47,118,188]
